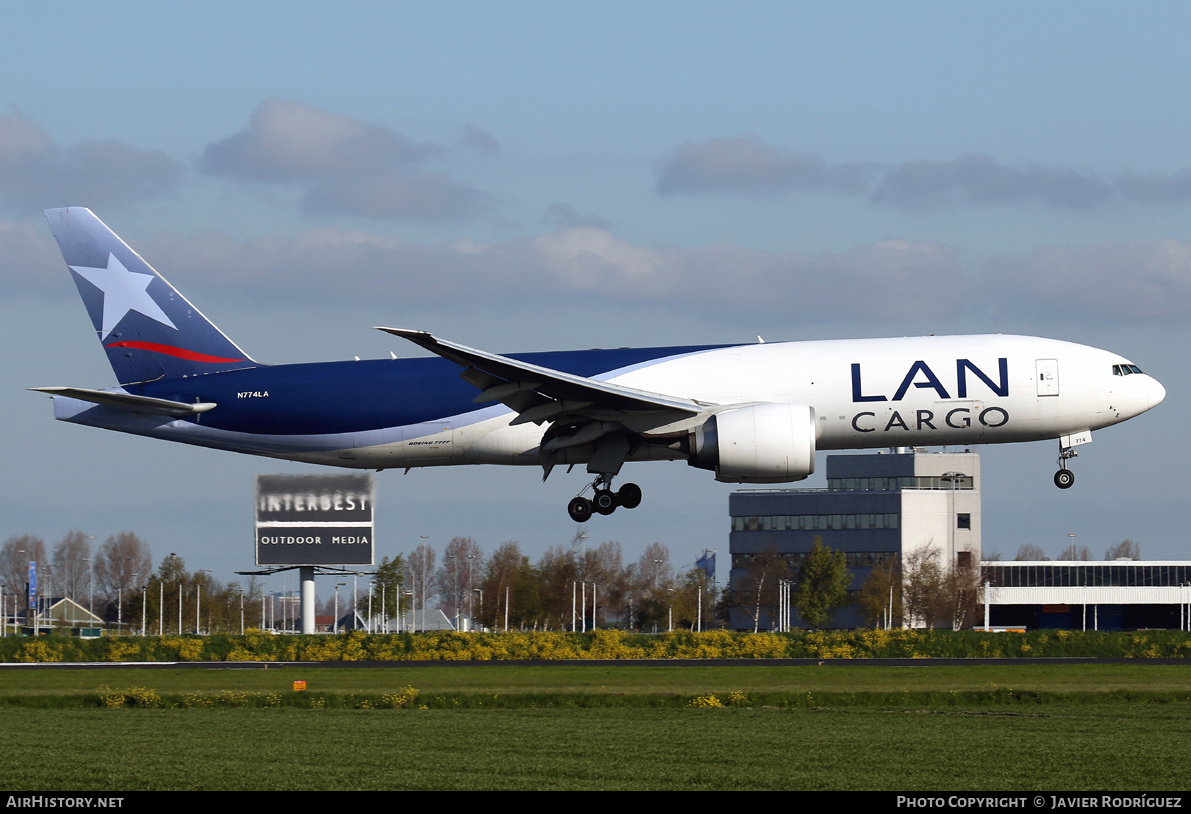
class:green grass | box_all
[1,664,1189,790]
[3,662,1190,698]
[1,705,1187,791]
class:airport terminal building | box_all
[728,450,1189,631]
[729,450,981,629]
[983,561,1191,630]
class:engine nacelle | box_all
[687,403,817,483]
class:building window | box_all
[957,513,971,530]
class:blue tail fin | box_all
[44,208,258,385]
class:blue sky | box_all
[2,2,1188,590]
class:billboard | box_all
[255,474,374,566]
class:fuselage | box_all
[50,334,1165,474]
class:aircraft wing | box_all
[376,328,708,427]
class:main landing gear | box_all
[1054,441,1077,489]
[567,475,643,522]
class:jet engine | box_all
[687,403,817,483]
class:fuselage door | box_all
[1036,359,1059,397]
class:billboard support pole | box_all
[300,566,315,634]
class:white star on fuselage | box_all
[70,253,177,340]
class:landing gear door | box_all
[1060,430,1092,448]
[1036,359,1059,397]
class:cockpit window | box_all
[1113,364,1145,376]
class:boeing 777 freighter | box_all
[33,208,1165,521]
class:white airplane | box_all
[35,208,1166,521]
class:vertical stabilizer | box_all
[44,207,258,384]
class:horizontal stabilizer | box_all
[29,387,216,416]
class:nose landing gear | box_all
[567,475,643,522]
[1054,442,1078,489]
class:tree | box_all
[731,545,792,633]
[144,552,190,634]
[406,543,437,628]
[1,535,46,607]
[592,540,632,628]
[670,566,710,630]
[942,558,983,630]
[1058,544,1091,561]
[512,556,544,629]
[1105,539,1141,560]
[857,558,902,628]
[370,555,405,621]
[902,545,946,629]
[792,537,850,629]
[536,542,580,629]
[94,532,153,606]
[633,542,674,632]
[1014,544,1049,561]
[903,544,983,630]
[436,537,483,627]
[479,541,523,630]
[52,531,93,605]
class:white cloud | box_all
[124,224,969,328]
[872,154,1112,209]
[14,215,1191,337]
[201,100,496,222]
[656,135,875,197]
[988,240,1191,321]
[0,109,180,214]
[656,136,1191,211]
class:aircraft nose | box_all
[1148,376,1167,410]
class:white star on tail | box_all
[70,253,177,340]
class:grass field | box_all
[1,663,1188,790]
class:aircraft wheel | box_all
[593,489,618,515]
[617,482,642,509]
[1054,469,1075,489]
[568,496,593,523]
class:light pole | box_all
[419,535,430,633]
[942,471,964,568]
[446,555,459,631]
[196,570,211,634]
[84,535,95,620]
[334,582,346,633]
[467,555,478,625]
[589,582,598,631]
[44,564,53,630]
[47,554,56,630]
[126,572,137,636]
